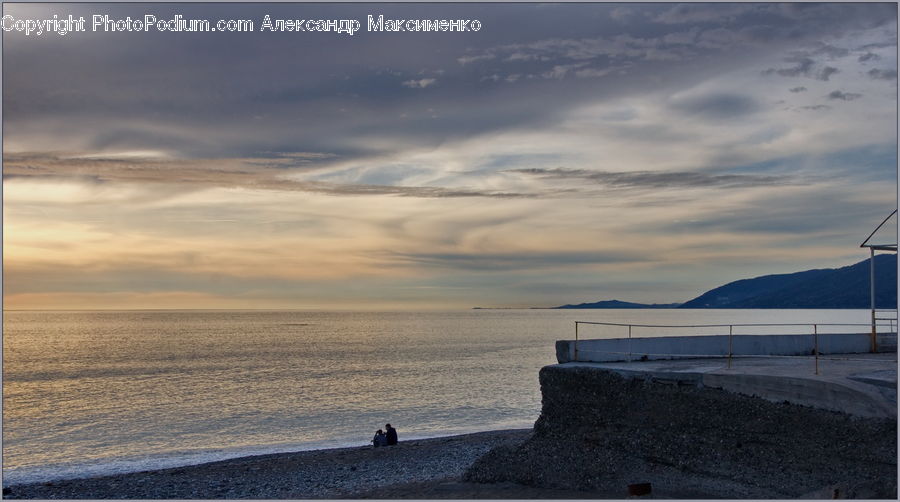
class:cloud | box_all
[609,6,635,23]
[386,250,648,272]
[450,29,715,79]
[762,58,839,81]
[2,2,896,309]
[857,41,898,51]
[541,63,589,79]
[644,187,894,236]
[762,57,815,77]
[868,68,897,80]
[818,66,840,81]
[573,64,630,79]
[401,78,437,88]
[509,168,795,189]
[789,86,807,93]
[827,90,863,101]
[669,93,760,120]
[2,152,535,199]
[653,3,757,24]
[457,54,495,65]
[858,52,880,62]
[810,42,849,59]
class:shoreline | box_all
[4,428,537,487]
[4,429,541,499]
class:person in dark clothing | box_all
[372,429,387,447]
[385,423,398,445]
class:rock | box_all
[627,482,651,496]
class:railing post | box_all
[814,324,819,376]
[574,321,579,362]
[627,325,632,362]
[870,248,877,353]
[727,325,733,369]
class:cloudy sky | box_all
[3,2,897,310]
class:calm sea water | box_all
[2,309,870,485]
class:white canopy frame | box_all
[860,209,898,352]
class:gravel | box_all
[3,430,531,499]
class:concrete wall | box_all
[556,333,872,363]
[463,364,898,498]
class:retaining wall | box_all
[464,364,897,498]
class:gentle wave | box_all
[2,439,360,486]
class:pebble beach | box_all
[3,430,544,499]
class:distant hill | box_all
[679,254,897,309]
[547,254,897,310]
[554,300,683,309]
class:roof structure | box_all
[860,209,898,252]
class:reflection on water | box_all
[2,309,869,484]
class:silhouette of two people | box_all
[372,423,398,447]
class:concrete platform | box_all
[556,352,897,419]
[557,333,897,363]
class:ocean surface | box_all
[2,308,872,485]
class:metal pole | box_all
[628,325,632,362]
[870,248,877,353]
[814,324,819,376]
[574,322,579,362]
[727,325,733,369]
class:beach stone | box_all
[627,482,651,496]
[3,430,531,499]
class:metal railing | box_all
[874,309,898,335]
[572,321,898,375]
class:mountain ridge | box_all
[554,299,682,309]
[552,254,897,309]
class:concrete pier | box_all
[555,333,897,418]
[556,333,897,363]
[465,358,897,498]
[465,333,897,497]
[554,353,896,418]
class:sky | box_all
[2,2,898,310]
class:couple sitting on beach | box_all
[372,423,398,447]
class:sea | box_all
[1,308,872,485]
